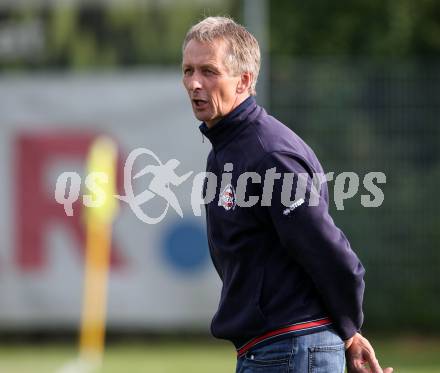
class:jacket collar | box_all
[199,96,257,151]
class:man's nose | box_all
[187,74,202,91]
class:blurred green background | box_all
[0,0,439,371]
[0,337,439,373]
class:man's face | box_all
[182,38,245,128]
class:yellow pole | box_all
[79,137,118,368]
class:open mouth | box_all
[192,99,208,109]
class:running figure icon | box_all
[134,159,192,217]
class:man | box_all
[182,16,393,373]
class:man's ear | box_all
[236,72,252,94]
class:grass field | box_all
[0,336,438,373]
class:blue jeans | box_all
[236,328,345,373]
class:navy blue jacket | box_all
[199,96,365,352]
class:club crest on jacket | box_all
[219,184,236,210]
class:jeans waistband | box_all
[236,317,333,357]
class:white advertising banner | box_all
[0,70,221,331]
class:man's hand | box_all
[345,333,393,373]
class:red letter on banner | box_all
[15,132,125,271]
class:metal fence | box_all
[270,57,440,332]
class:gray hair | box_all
[182,16,260,96]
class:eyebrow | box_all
[182,63,219,70]
[201,64,219,70]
